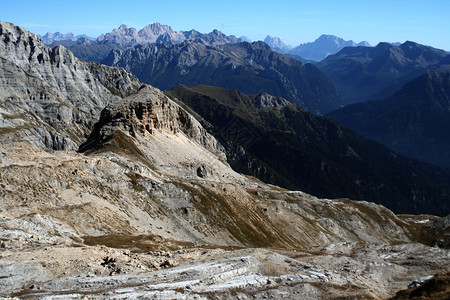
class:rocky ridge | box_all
[0,22,449,299]
[48,23,246,63]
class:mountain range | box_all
[39,31,94,44]
[45,23,247,63]
[317,41,450,104]
[102,40,343,114]
[263,34,371,62]
[1,20,450,299]
[32,22,450,171]
[44,23,374,63]
[327,70,450,169]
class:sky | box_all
[1,0,449,50]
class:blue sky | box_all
[2,0,449,50]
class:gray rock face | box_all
[0,21,142,150]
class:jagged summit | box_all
[49,22,247,62]
[95,23,245,47]
[139,22,174,37]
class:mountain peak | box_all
[211,29,224,36]
[289,34,368,61]
[139,22,174,36]
[263,36,292,53]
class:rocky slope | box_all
[317,41,450,104]
[102,40,343,114]
[328,70,450,169]
[167,84,450,216]
[0,22,449,299]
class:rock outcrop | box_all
[79,85,225,159]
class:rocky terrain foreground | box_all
[0,21,449,299]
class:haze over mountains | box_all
[1,20,450,298]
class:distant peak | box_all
[141,22,173,31]
[317,34,339,40]
[211,29,223,36]
[251,40,272,49]
[239,36,251,42]
[401,41,419,47]
[358,41,371,47]
[264,35,283,42]
[375,42,392,48]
